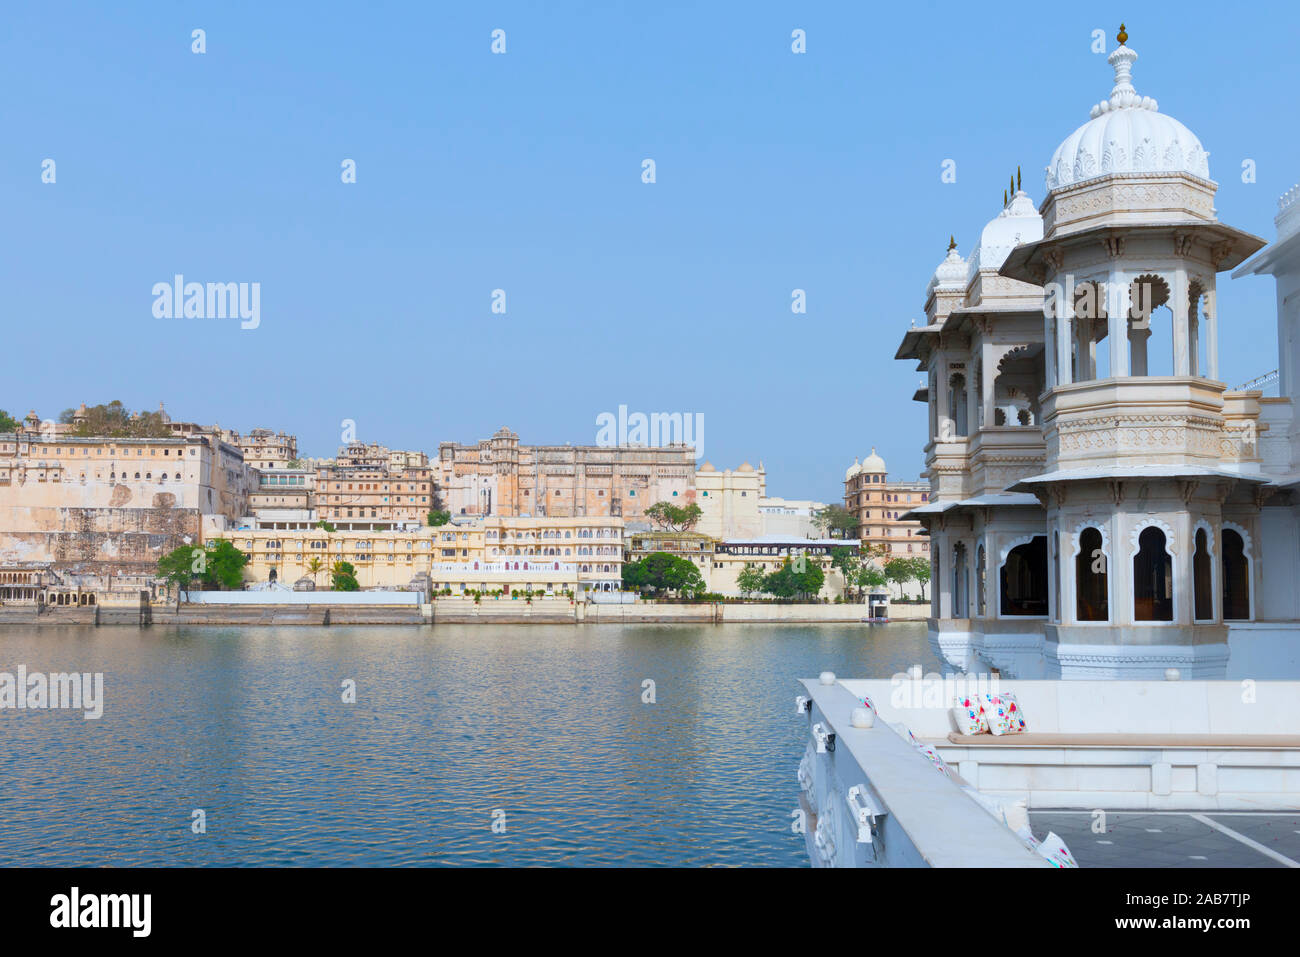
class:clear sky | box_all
[4,1,1298,502]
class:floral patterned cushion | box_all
[1036,831,1079,868]
[915,743,955,779]
[952,695,989,735]
[982,692,1027,735]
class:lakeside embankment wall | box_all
[0,599,930,626]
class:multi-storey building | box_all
[0,424,252,599]
[843,450,931,558]
[221,515,624,594]
[895,29,1299,678]
[624,530,853,599]
[436,427,695,520]
[316,464,435,529]
[247,468,317,528]
[226,428,298,471]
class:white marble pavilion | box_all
[896,27,1300,679]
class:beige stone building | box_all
[225,428,298,470]
[694,461,829,540]
[694,461,764,538]
[624,530,853,600]
[843,449,931,558]
[0,422,252,601]
[221,515,624,594]
[436,427,694,520]
[316,464,435,528]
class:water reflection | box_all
[0,622,939,866]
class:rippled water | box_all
[0,622,939,866]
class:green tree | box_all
[426,509,450,527]
[156,543,206,607]
[623,552,705,597]
[622,560,648,592]
[812,504,860,539]
[305,556,324,587]
[736,562,766,597]
[331,560,360,591]
[662,555,706,597]
[0,410,20,433]
[315,519,336,533]
[856,562,887,595]
[62,400,171,437]
[155,539,248,601]
[830,546,862,601]
[643,501,703,532]
[907,555,932,600]
[204,540,250,590]
[884,557,913,598]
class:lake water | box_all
[0,622,940,866]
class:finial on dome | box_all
[1090,24,1155,117]
[1017,166,1022,191]
[1003,189,1007,206]
[947,235,957,252]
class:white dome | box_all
[968,190,1044,276]
[1045,38,1209,191]
[861,448,886,474]
[927,241,966,297]
[845,457,861,481]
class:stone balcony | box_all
[1041,376,1258,472]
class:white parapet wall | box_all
[796,676,1049,868]
[840,676,1300,812]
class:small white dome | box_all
[927,241,966,297]
[845,457,861,481]
[861,447,886,474]
[968,190,1044,277]
[1045,37,1209,191]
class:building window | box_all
[1000,536,1048,616]
[1133,526,1173,622]
[1074,527,1108,621]
[952,542,969,618]
[1193,528,1213,621]
[1222,528,1250,620]
[975,543,986,616]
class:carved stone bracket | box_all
[1103,236,1126,259]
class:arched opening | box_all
[1193,527,1213,621]
[1075,527,1108,621]
[1133,526,1173,621]
[1072,282,1109,381]
[1000,536,1048,616]
[1128,275,1173,377]
[268,568,278,583]
[953,542,969,618]
[976,543,986,616]
[994,347,1044,427]
[1222,529,1250,620]
[1188,280,1207,377]
[948,373,968,437]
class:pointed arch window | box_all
[1193,528,1213,621]
[1222,528,1250,620]
[1000,536,1048,616]
[1075,527,1108,621]
[1133,526,1173,621]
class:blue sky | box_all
[4,1,1297,503]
